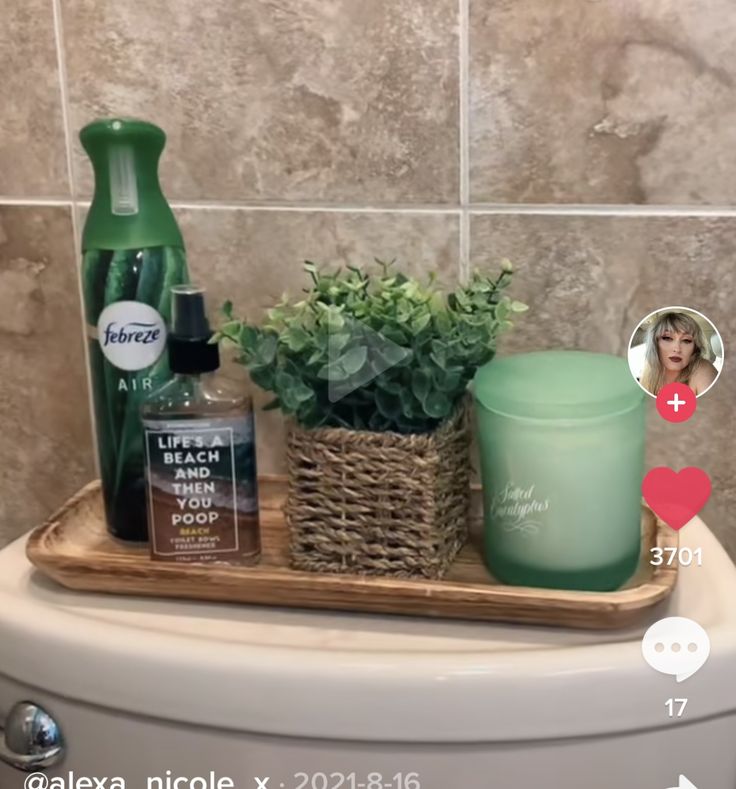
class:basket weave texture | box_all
[285,402,470,579]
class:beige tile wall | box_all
[1,0,733,555]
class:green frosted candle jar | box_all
[473,351,646,592]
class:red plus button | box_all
[656,382,697,423]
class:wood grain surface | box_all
[26,477,678,629]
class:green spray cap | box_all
[80,118,184,252]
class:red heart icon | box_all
[642,467,711,531]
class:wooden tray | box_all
[26,477,678,630]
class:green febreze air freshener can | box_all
[80,118,189,541]
[473,351,646,592]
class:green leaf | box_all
[376,377,402,395]
[433,366,463,393]
[237,324,258,351]
[339,345,368,376]
[275,372,306,412]
[453,288,470,310]
[255,333,278,365]
[399,385,422,419]
[222,300,233,320]
[510,300,529,313]
[317,361,343,381]
[377,343,410,368]
[495,300,510,320]
[434,310,452,334]
[410,312,431,333]
[411,369,431,404]
[291,380,315,404]
[317,304,343,330]
[285,326,310,352]
[375,388,402,420]
[327,332,350,353]
[250,366,275,391]
[424,390,452,419]
[379,324,407,345]
[214,320,241,346]
[429,339,447,369]
[274,370,297,391]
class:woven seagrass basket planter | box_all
[284,402,470,579]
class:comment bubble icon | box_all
[642,617,710,682]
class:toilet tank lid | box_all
[1,521,736,743]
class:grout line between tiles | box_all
[51,0,99,476]
[468,204,736,217]
[167,201,463,215]
[458,0,470,281]
[0,197,74,206]
[51,0,78,239]
[5,197,736,218]
[460,211,470,280]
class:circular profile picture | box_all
[628,307,723,398]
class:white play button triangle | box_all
[669,776,697,789]
[325,316,411,403]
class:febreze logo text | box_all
[97,301,167,371]
[103,321,161,347]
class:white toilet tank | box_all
[1,516,735,789]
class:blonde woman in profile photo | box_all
[640,311,718,396]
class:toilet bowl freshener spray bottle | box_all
[80,119,189,541]
[141,285,261,565]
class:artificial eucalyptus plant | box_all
[217,260,526,434]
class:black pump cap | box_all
[168,285,220,374]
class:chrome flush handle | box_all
[0,702,65,771]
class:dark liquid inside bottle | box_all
[107,475,149,541]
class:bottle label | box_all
[97,300,167,371]
[489,481,551,537]
[143,415,260,562]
